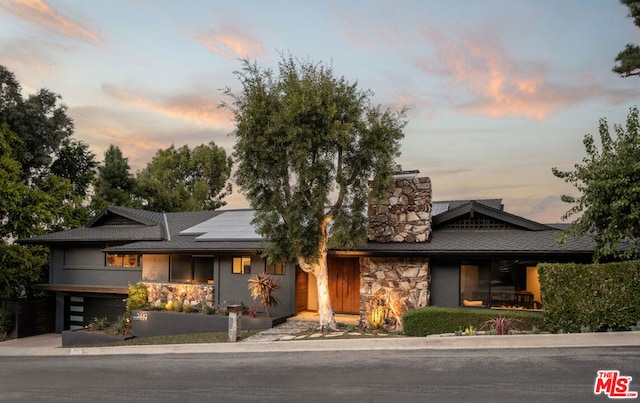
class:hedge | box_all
[0,307,13,337]
[402,306,545,337]
[538,261,640,333]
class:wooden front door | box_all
[328,257,360,314]
[295,266,309,314]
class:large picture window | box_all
[170,255,214,283]
[233,256,251,274]
[459,261,542,310]
[106,253,140,268]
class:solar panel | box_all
[180,210,262,241]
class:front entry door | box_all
[328,257,360,314]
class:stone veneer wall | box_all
[145,283,214,309]
[367,176,432,242]
[359,257,430,331]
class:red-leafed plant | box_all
[482,316,522,335]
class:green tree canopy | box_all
[224,55,406,328]
[0,65,96,298]
[135,142,232,212]
[92,144,138,212]
[613,0,640,77]
[0,66,74,178]
[50,139,97,199]
[552,106,640,261]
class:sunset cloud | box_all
[0,0,101,45]
[194,27,267,60]
[70,105,235,172]
[0,37,58,79]
[417,29,597,120]
[102,84,234,130]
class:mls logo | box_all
[594,370,638,399]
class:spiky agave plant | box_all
[247,274,281,317]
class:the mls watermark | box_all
[594,370,638,399]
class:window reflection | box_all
[460,261,542,310]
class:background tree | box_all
[91,144,138,212]
[0,69,74,179]
[613,0,640,77]
[0,65,96,298]
[224,56,406,329]
[135,142,232,212]
[552,106,640,261]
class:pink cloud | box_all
[0,0,101,45]
[194,27,267,60]
[102,84,234,129]
[417,29,598,120]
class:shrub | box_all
[368,305,386,329]
[539,261,640,333]
[126,282,149,314]
[166,300,183,312]
[202,304,214,315]
[402,306,544,337]
[481,317,521,335]
[91,317,110,331]
[247,274,280,317]
[114,313,128,335]
[0,308,13,338]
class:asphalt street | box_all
[1,346,639,402]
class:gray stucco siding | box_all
[429,260,460,308]
[51,246,141,287]
[216,254,296,318]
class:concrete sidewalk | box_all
[1,330,639,357]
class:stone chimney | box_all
[367,171,432,243]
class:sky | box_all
[1,0,639,224]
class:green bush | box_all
[0,308,13,336]
[202,304,214,315]
[126,282,149,314]
[402,306,545,337]
[539,261,640,333]
[92,316,110,331]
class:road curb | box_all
[1,331,639,356]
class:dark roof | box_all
[105,209,261,253]
[432,200,551,231]
[17,206,221,246]
[357,228,595,256]
[18,201,594,256]
[433,199,504,214]
[106,240,266,254]
[17,225,164,244]
[87,206,162,227]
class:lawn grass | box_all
[81,330,261,347]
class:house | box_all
[20,173,595,332]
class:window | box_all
[266,261,285,275]
[106,253,140,268]
[170,255,192,282]
[459,261,542,310]
[233,256,251,274]
[170,255,214,283]
[460,265,488,307]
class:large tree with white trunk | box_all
[224,55,406,329]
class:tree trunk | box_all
[296,215,337,330]
[314,254,337,331]
[297,253,337,330]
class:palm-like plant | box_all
[247,274,280,317]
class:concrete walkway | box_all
[2,321,640,357]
